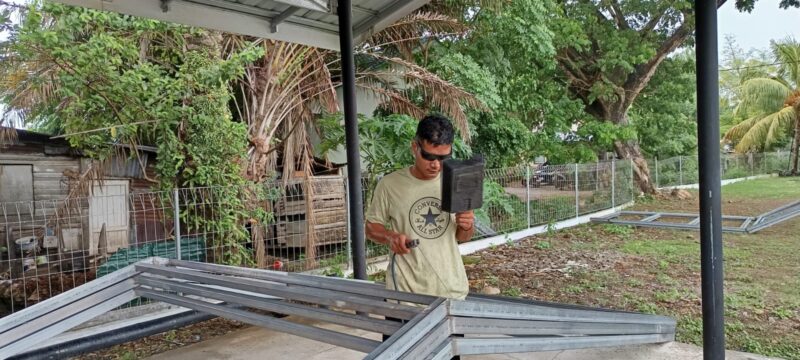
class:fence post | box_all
[655,157,659,189]
[525,165,531,228]
[344,179,353,270]
[611,159,616,208]
[595,161,600,191]
[679,155,683,185]
[575,163,580,218]
[630,159,635,200]
[173,189,181,260]
[721,155,726,179]
[749,153,754,177]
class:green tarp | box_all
[97,237,206,277]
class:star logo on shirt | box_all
[422,208,440,226]
[409,197,450,239]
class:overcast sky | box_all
[718,0,800,52]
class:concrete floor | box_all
[146,317,781,360]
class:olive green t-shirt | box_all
[365,167,469,300]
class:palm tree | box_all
[724,40,800,175]
[223,11,484,182]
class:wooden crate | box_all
[276,220,347,247]
[271,176,348,248]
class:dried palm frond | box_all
[226,7,485,180]
[362,12,468,60]
[230,38,338,182]
[355,54,486,140]
[423,0,508,18]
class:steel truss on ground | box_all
[0,258,675,359]
[592,200,800,234]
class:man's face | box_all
[412,139,452,180]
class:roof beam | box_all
[353,0,429,41]
[52,0,341,50]
[272,0,329,13]
[270,6,300,32]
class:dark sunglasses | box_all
[416,141,452,162]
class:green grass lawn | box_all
[723,176,800,199]
[467,176,800,359]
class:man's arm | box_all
[455,210,475,242]
[366,221,410,255]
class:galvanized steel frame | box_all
[591,200,800,234]
[592,211,752,233]
[0,258,676,359]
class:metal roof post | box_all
[695,1,725,358]
[338,0,367,280]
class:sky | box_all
[718,0,800,52]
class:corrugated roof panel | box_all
[51,0,430,50]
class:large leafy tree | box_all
[551,0,800,193]
[723,40,800,174]
[630,53,698,158]
[424,0,588,168]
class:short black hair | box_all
[415,114,455,146]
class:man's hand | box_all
[455,210,474,231]
[387,231,411,255]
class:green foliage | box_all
[502,286,522,297]
[318,112,471,203]
[603,224,634,236]
[723,39,800,170]
[425,51,532,169]
[630,54,698,158]
[470,113,537,168]
[735,0,800,12]
[427,52,502,110]
[772,307,796,320]
[319,113,415,176]
[319,253,349,278]
[474,179,527,232]
[5,3,267,265]
[427,0,586,166]
[534,241,551,250]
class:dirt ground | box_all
[465,180,800,359]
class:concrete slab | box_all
[146,317,781,360]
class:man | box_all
[365,114,475,301]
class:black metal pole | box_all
[338,0,367,280]
[695,1,725,359]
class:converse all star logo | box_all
[409,197,450,239]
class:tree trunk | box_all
[613,140,657,195]
[606,111,657,195]
[791,118,800,175]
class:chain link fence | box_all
[651,151,791,188]
[1,152,788,317]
